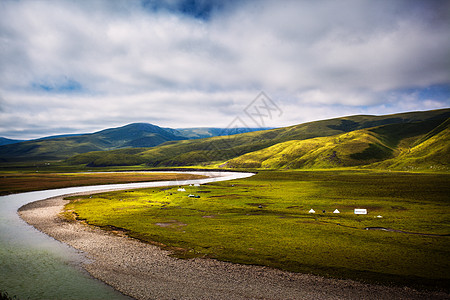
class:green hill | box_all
[0,137,24,146]
[175,127,272,139]
[373,118,450,171]
[225,130,391,169]
[0,123,275,163]
[226,117,449,170]
[0,123,185,162]
[66,109,450,168]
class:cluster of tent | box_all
[177,183,201,192]
[177,183,201,198]
[309,209,340,214]
[308,208,368,214]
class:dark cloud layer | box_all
[0,0,449,139]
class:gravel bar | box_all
[19,194,448,300]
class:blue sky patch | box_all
[31,78,83,93]
[140,0,232,20]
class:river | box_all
[0,171,254,299]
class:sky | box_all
[0,0,449,139]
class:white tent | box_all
[177,188,186,192]
[309,209,315,214]
[333,209,340,214]
[354,208,367,215]
[194,183,200,187]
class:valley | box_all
[1,108,449,298]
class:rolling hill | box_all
[176,127,273,139]
[0,137,24,146]
[225,117,449,170]
[373,118,450,171]
[65,108,450,170]
[0,123,185,162]
[0,123,270,163]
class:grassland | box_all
[0,172,205,195]
[65,170,450,290]
[226,117,449,171]
[64,109,450,169]
[225,129,393,169]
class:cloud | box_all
[0,0,449,138]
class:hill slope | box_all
[175,127,272,139]
[373,118,450,171]
[0,137,24,146]
[225,130,392,169]
[0,123,185,162]
[0,123,276,163]
[226,117,449,170]
[66,109,450,168]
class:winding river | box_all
[0,171,254,300]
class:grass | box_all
[62,116,449,174]
[0,172,206,195]
[226,129,394,169]
[65,170,450,290]
[63,109,450,168]
[226,118,449,171]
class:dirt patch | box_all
[155,220,187,228]
[210,194,239,198]
[364,227,449,237]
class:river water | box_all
[0,171,254,299]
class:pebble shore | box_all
[19,194,448,300]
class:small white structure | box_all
[309,209,315,214]
[188,194,195,197]
[376,215,383,218]
[333,209,340,214]
[193,183,200,187]
[354,208,367,215]
[177,188,186,192]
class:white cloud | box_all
[0,0,449,138]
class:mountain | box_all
[66,108,450,169]
[372,118,450,171]
[0,123,185,162]
[36,133,85,140]
[0,123,274,163]
[226,117,448,170]
[0,137,24,146]
[176,127,273,139]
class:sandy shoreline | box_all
[19,194,448,300]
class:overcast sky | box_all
[1,0,449,139]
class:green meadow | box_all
[0,172,205,195]
[66,170,450,289]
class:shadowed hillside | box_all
[226,117,449,170]
[373,118,450,171]
[0,124,273,163]
[0,137,24,146]
[65,109,450,169]
[225,130,392,169]
[0,123,185,162]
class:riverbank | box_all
[19,193,448,300]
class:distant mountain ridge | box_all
[0,123,270,162]
[0,137,24,146]
[176,127,273,139]
[65,108,450,171]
